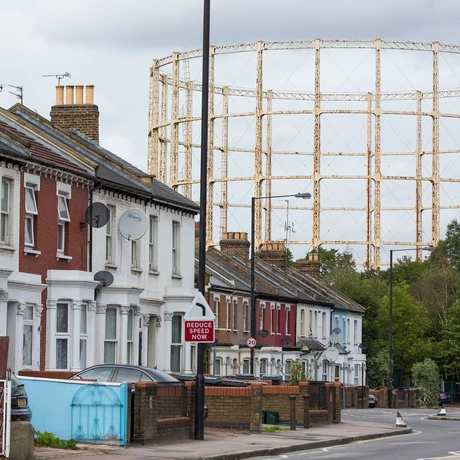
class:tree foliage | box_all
[289,360,307,385]
[412,359,439,408]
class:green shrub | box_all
[34,431,78,450]
[412,358,439,408]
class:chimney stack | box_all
[50,85,100,143]
[295,252,321,279]
[219,232,250,262]
[259,241,288,269]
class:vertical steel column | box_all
[220,86,229,234]
[254,41,264,248]
[170,52,180,190]
[312,39,322,249]
[373,39,382,268]
[416,91,423,260]
[148,61,160,177]
[206,47,216,247]
[432,41,440,244]
[184,80,193,199]
[366,92,373,270]
[160,74,169,184]
[265,90,273,242]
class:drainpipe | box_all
[89,187,93,272]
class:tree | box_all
[435,299,460,379]
[289,360,307,385]
[377,282,433,384]
[366,350,390,390]
[429,219,460,272]
[412,359,439,408]
[301,246,355,281]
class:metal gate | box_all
[0,379,11,458]
[70,384,126,445]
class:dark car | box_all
[368,394,377,408]
[439,392,451,405]
[11,374,32,422]
[70,364,181,385]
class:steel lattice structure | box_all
[148,39,460,269]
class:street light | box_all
[388,246,434,408]
[250,192,311,374]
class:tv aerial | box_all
[119,209,148,241]
[43,72,71,85]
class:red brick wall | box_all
[19,172,89,370]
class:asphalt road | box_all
[250,407,460,460]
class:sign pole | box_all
[196,0,211,442]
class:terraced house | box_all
[1,85,199,374]
[200,233,366,384]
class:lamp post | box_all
[388,246,434,408]
[250,192,311,374]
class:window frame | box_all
[170,314,183,372]
[104,306,118,364]
[172,221,181,276]
[56,302,70,370]
[25,185,38,247]
[0,178,11,245]
[106,205,115,264]
[148,215,159,272]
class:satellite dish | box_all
[282,336,292,346]
[330,332,340,344]
[332,327,341,334]
[258,329,269,338]
[94,270,114,287]
[118,209,148,240]
[324,346,339,362]
[85,202,109,228]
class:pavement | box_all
[34,418,413,460]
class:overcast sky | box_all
[1,0,459,171]
[1,1,460,265]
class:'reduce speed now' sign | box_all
[184,292,215,343]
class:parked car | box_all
[439,392,451,405]
[69,364,181,385]
[11,374,32,422]
[368,394,377,408]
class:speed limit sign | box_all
[247,337,257,348]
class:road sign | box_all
[184,320,215,343]
[184,291,215,320]
[247,337,257,348]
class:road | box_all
[250,407,460,460]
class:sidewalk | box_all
[34,420,412,460]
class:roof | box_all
[7,104,199,214]
[297,338,327,352]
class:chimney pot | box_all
[75,85,84,104]
[65,86,74,105]
[86,85,95,104]
[55,86,64,105]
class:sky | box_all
[1,0,460,265]
[1,0,459,171]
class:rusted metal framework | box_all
[148,39,460,268]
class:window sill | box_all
[24,247,41,257]
[172,274,182,280]
[56,253,72,262]
[131,267,143,275]
[0,244,15,253]
[105,263,118,270]
[148,270,160,276]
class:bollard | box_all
[303,393,310,429]
[289,394,297,430]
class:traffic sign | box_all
[247,337,257,348]
[184,320,215,343]
[184,291,215,320]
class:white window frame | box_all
[285,305,291,335]
[322,312,326,339]
[131,239,141,269]
[232,299,237,330]
[259,358,268,375]
[172,220,181,276]
[57,193,70,254]
[25,185,38,247]
[270,304,275,335]
[171,314,183,372]
[214,298,220,329]
[56,302,70,370]
[0,178,11,245]
[148,215,158,272]
[22,305,34,368]
[225,298,230,330]
[276,304,281,335]
[322,360,329,381]
[104,306,118,364]
[80,304,88,369]
[242,301,248,332]
[300,309,305,338]
[354,320,358,344]
[127,307,134,364]
[259,302,266,332]
[106,205,115,264]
